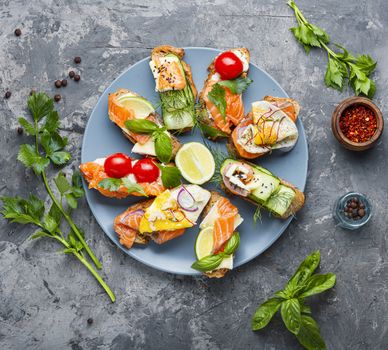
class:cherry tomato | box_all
[104,153,132,178]
[132,158,160,183]
[214,51,244,80]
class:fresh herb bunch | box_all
[191,232,240,272]
[288,0,377,98]
[251,251,336,350]
[208,77,252,121]
[1,92,115,302]
[124,119,173,163]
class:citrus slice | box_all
[175,142,215,185]
[195,226,214,260]
[116,94,155,119]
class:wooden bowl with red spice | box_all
[331,96,383,151]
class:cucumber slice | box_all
[265,185,296,216]
[249,172,280,203]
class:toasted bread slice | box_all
[198,48,250,139]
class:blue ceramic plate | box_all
[81,47,308,275]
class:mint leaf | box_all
[218,77,253,94]
[17,144,50,174]
[208,84,226,120]
[298,273,336,298]
[155,132,173,163]
[98,178,122,192]
[191,254,223,272]
[27,92,54,122]
[18,117,37,135]
[296,315,326,350]
[157,164,181,188]
[280,298,301,335]
[252,297,283,330]
[121,177,147,196]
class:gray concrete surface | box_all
[1,0,388,349]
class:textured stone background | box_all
[1,0,388,349]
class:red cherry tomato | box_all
[104,153,132,178]
[214,51,243,80]
[132,158,160,183]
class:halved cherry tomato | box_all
[132,158,160,183]
[214,51,243,80]
[104,153,132,178]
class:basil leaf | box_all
[223,232,240,255]
[296,315,326,350]
[299,300,312,315]
[251,297,283,331]
[98,178,122,191]
[124,119,160,134]
[155,132,173,163]
[157,165,181,188]
[280,298,301,335]
[218,77,253,94]
[121,178,148,197]
[208,84,226,120]
[198,122,228,139]
[297,273,336,299]
[284,250,320,295]
[191,254,224,272]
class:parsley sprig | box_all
[1,92,115,302]
[288,0,377,98]
[251,251,336,350]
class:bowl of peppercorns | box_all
[331,97,383,151]
[333,192,371,230]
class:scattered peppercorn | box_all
[30,89,36,96]
[61,79,68,87]
[343,197,366,221]
[54,94,61,102]
[87,318,93,325]
[4,91,11,99]
[55,80,62,88]
[74,56,81,64]
[74,74,81,82]
[69,70,75,78]
[339,105,377,143]
[14,28,22,36]
[17,127,23,135]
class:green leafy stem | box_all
[251,250,336,350]
[288,0,377,98]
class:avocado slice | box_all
[265,185,296,217]
[160,54,195,130]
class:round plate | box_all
[81,47,308,275]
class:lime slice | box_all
[175,142,215,185]
[116,94,155,119]
[195,226,214,260]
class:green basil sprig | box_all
[251,251,336,350]
[124,119,173,163]
[156,164,181,188]
[191,232,240,272]
[98,178,147,197]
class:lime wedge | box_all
[116,94,155,119]
[195,226,214,260]
[175,142,215,185]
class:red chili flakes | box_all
[339,105,377,143]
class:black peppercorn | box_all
[74,74,80,82]
[69,70,75,78]
[14,28,22,36]
[55,80,62,88]
[74,56,81,64]
[17,127,23,135]
[54,94,61,102]
[87,318,93,325]
[61,79,68,87]
[4,91,11,99]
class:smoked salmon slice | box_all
[231,116,259,159]
[152,229,186,244]
[213,198,239,253]
[108,89,155,145]
[79,161,165,199]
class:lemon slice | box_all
[175,142,215,185]
[195,226,214,260]
[116,94,155,119]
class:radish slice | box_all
[177,186,198,212]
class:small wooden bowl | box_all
[331,97,384,151]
